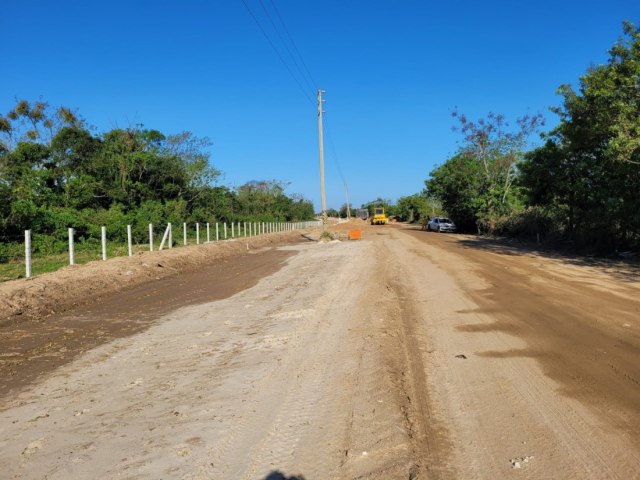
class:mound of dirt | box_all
[0,231,314,327]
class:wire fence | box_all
[1,220,321,282]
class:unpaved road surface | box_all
[1,224,639,479]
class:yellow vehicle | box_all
[370,207,388,225]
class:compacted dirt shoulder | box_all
[399,225,640,478]
[0,231,313,398]
[2,221,639,479]
[0,224,424,479]
[0,231,311,326]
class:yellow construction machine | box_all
[370,207,388,225]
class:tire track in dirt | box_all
[375,236,453,479]
[202,252,349,478]
[213,239,416,479]
[395,225,640,478]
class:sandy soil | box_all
[1,222,639,479]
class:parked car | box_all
[427,217,456,232]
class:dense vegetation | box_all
[0,102,314,259]
[425,22,640,253]
[332,195,441,224]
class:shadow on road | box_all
[263,471,306,480]
[454,235,640,283]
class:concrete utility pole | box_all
[344,181,351,220]
[317,89,327,231]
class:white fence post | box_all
[206,223,210,243]
[68,227,75,265]
[159,223,171,250]
[196,223,200,245]
[183,222,187,245]
[127,225,132,256]
[224,222,227,239]
[25,230,31,279]
[216,222,219,242]
[149,223,153,252]
[101,226,107,260]
[231,222,235,238]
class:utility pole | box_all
[317,89,327,231]
[344,181,351,220]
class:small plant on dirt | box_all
[319,231,336,242]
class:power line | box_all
[324,111,356,211]
[256,0,316,94]
[239,1,350,209]
[323,115,347,185]
[239,0,315,106]
[267,0,318,92]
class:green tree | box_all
[338,203,353,218]
[395,194,434,223]
[0,99,316,259]
[450,110,543,231]
[425,154,484,231]
[325,208,339,217]
[519,21,640,250]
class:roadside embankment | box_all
[0,230,317,327]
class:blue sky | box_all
[1,1,637,210]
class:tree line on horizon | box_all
[2,22,638,258]
[422,22,640,254]
[0,103,314,259]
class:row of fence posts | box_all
[22,220,321,279]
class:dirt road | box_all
[1,224,639,479]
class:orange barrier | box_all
[348,229,362,240]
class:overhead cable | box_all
[267,0,319,92]
[239,0,315,106]
[323,115,347,185]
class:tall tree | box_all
[449,110,544,230]
[520,21,640,250]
